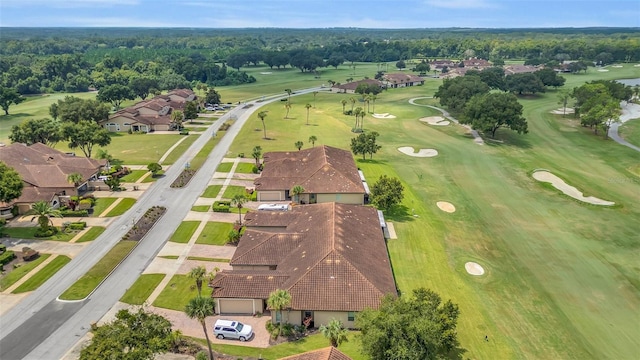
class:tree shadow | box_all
[445,345,468,360]
[483,130,532,149]
[356,159,388,165]
[383,205,414,223]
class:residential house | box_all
[461,58,492,69]
[429,59,456,71]
[210,202,397,329]
[254,145,366,204]
[330,79,383,94]
[0,143,105,217]
[504,64,541,75]
[381,73,424,88]
[280,347,352,360]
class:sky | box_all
[0,0,639,28]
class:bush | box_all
[237,153,244,158]
[212,201,231,213]
[68,222,87,230]
[0,244,6,253]
[252,165,260,174]
[61,209,89,217]
[180,130,189,135]
[34,227,59,238]
[0,250,16,266]
[78,199,93,210]
[344,110,353,115]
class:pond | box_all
[616,78,640,86]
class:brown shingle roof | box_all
[279,347,352,360]
[331,79,382,92]
[382,73,424,84]
[254,146,365,194]
[211,272,289,298]
[212,203,397,312]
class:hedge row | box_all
[212,201,231,213]
[60,210,89,217]
[0,250,16,266]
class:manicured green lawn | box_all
[234,162,256,174]
[619,119,640,147]
[221,185,247,199]
[90,197,118,217]
[216,162,234,172]
[119,170,147,182]
[169,221,201,243]
[152,274,212,311]
[75,226,106,243]
[104,198,136,217]
[186,256,230,262]
[162,135,198,165]
[190,137,221,169]
[191,205,210,212]
[195,222,234,245]
[13,255,71,293]
[201,185,222,198]
[59,241,136,300]
[0,254,51,291]
[120,273,165,305]
[1,227,74,242]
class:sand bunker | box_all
[436,201,456,213]
[420,116,450,126]
[259,72,273,75]
[465,262,485,276]
[612,65,623,68]
[372,113,396,119]
[550,107,575,115]
[532,170,615,206]
[398,147,438,157]
[597,69,609,72]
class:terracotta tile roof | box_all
[212,203,397,312]
[279,347,352,360]
[382,73,424,84]
[254,146,365,194]
[504,64,541,75]
[331,79,382,92]
[462,58,492,67]
[211,272,289,298]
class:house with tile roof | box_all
[330,79,383,94]
[210,202,397,329]
[0,143,105,217]
[381,73,424,88]
[254,145,366,204]
[279,347,352,360]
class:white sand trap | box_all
[532,171,615,206]
[635,64,640,67]
[259,72,273,75]
[465,262,485,276]
[597,69,609,72]
[436,201,456,213]
[420,116,451,126]
[373,113,397,119]
[398,147,438,157]
[612,65,623,68]
[550,107,575,115]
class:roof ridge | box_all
[300,147,362,191]
[231,231,279,264]
[333,250,386,296]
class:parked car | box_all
[258,203,289,211]
[205,106,215,111]
[213,320,253,341]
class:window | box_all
[348,312,356,321]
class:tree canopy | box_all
[505,72,546,95]
[463,92,527,138]
[96,84,136,110]
[434,76,489,113]
[350,132,381,160]
[51,96,109,123]
[370,175,404,211]
[10,118,63,147]
[0,162,23,204]
[0,85,24,115]
[63,120,111,158]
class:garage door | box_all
[258,191,282,201]
[219,299,254,315]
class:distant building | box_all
[381,73,425,88]
[330,79,383,94]
[504,64,541,75]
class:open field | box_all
[120,273,165,305]
[221,65,640,359]
[619,119,640,147]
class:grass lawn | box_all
[0,254,51,291]
[619,119,640,147]
[120,170,147,182]
[191,205,210,212]
[190,137,221,169]
[120,273,165,305]
[220,65,640,359]
[59,241,136,300]
[90,197,118,217]
[162,135,198,165]
[152,274,212,311]
[104,198,136,217]
[234,162,256,174]
[169,221,201,243]
[1,227,74,242]
[221,185,248,199]
[216,162,234,172]
[75,226,106,243]
[13,255,72,293]
[195,222,234,245]
[142,172,163,182]
[201,185,222,198]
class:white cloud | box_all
[424,0,495,9]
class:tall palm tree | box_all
[360,111,366,131]
[252,146,262,167]
[290,185,305,203]
[26,201,61,231]
[258,111,268,139]
[231,194,248,225]
[319,318,349,347]
[188,266,207,296]
[67,172,83,186]
[308,135,317,147]
[305,103,312,125]
[313,91,319,108]
[370,94,377,114]
[284,102,291,119]
[349,97,356,112]
[185,296,215,360]
[284,88,292,102]
[267,289,292,339]
[341,99,347,113]
[363,94,370,113]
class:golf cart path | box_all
[409,97,484,145]
[608,101,640,152]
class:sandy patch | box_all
[397,146,438,157]
[259,72,272,75]
[420,116,450,126]
[372,113,397,119]
[465,262,485,276]
[635,64,640,67]
[532,170,615,206]
[550,107,575,115]
[612,65,623,68]
[597,69,609,72]
[436,201,456,213]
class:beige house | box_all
[280,347,352,360]
[330,79,383,94]
[210,203,397,329]
[0,143,105,217]
[381,73,424,88]
[254,146,366,204]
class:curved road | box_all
[608,101,640,152]
[408,97,484,145]
[0,87,325,360]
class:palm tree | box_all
[319,318,349,348]
[284,102,291,119]
[308,135,317,147]
[305,103,312,125]
[349,97,356,112]
[294,141,304,151]
[252,146,262,167]
[67,172,83,186]
[188,266,207,296]
[360,111,366,131]
[284,88,292,102]
[185,296,216,360]
[557,90,571,118]
[370,94,377,114]
[290,185,305,203]
[26,201,62,231]
[231,193,248,225]
[363,94,370,113]
[258,111,268,139]
[267,289,292,339]
[313,91,319,108]
[341,99,347,113]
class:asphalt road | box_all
[0,87,324,360]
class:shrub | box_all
[61,209,89,217]
[180,130,189,135]
[68,222,87,230]
[212,201,231,213]
[0,244,6,253]
[34,227,59,238]
[0,250,16,266]
[78,199,93,210]
[252,165,260,174]
[237,153,244,158]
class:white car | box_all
[205,106,215,111]
[258,203,288,211]
[213,319,253,341]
